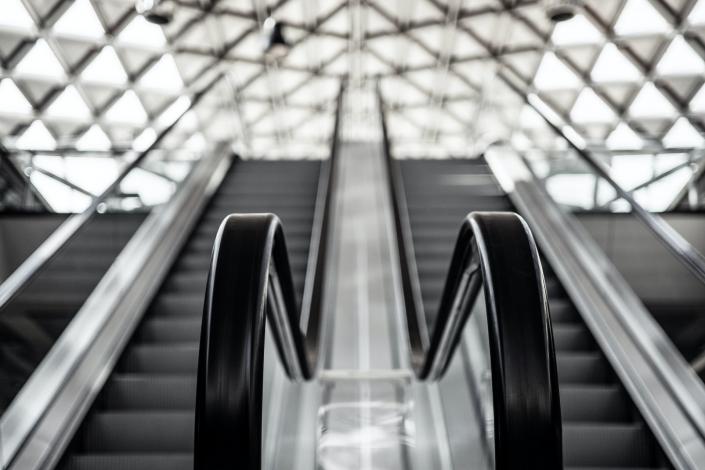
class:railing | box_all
[486,146,705,469]
[377,88,562,468]
[0,71,225,312]
[508,84,705,289]
[194,82,344,470]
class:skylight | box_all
[629,82,677,119]
[118,16,167,48]
[104,90,148,125]
[570,88,617,123]
[185,133,207,151]
[519,104,545,129]
[663,117,704,148]
[45,85,92,120]
[591,43,641,82]
[656,36,705,76]
[52,0,104,39]
[691,84,705,113]
[551,14,602,46]
[81,46,128,85]
[76,124,111,151]
[0,79,33,115]
[689,0,705,25]
[15,39,65,80]
[138,55,183,92]
[132,127,157,151]
[606,122,644,150]
[157,96,191,127]
[0,0,35,31]
[16,120,56,151]
[614,0,670,36]
[533,52,581,90]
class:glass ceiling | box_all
[0,0,704,161]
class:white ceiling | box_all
[1,0,705,159]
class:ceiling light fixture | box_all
[543,0,583,22]
[135,0,173,25]
[261,17,290,59]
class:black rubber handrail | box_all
[194,83,343,470]
[194,214,310,469]
[437,212,563,468]
[378,89,562,468]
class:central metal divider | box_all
[312,136,457,470]
[261,89,493,469]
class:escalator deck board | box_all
[59,160,321,466]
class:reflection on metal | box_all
[3,144,232,470]
[487,148,705,469]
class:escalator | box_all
[58,159,321,470]
[396,158,670,469]
[0,214,144,412]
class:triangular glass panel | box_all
[0,0,35,31]
[519,104,546,129]
[118,16,166,48]
[657,35,705,76]
[570,88,617,123]
[614,0,670,36]
[319,6,348,35]
[689,0,705,25]
[0,78,33,115]
[663,117,705,148]
[185,132,207,152]
[552,14,602,46]
[629,82,677,118]
[533,52,581,90]
[16,120,56,150]
[132,127,156,151]
[16,78,56,107]
[606,121,644,149]
[81,46,128,85]
[591,43,641,82]
[53,0,104,39]
[156,96,190,127]
[46,85,92,120]
[76,124,111,151]
[453,28,485,58]
[15,39,65,79]
[138,54,183,92]
[366,5,396,34]
[105,90,148,124]
[690,83,705,113]
[54,37,99,69]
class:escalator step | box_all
[81,412,193,452]
[557,353,609,384]
[134,318,201,344]
[102,376,195,410]
[62,454,192,470]
[119,345,198,374]
[553,324,596,351]
[560,385,629,422]
[563,424,653,467]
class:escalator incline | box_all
[58,160,321,470]
[399,158,669,469]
